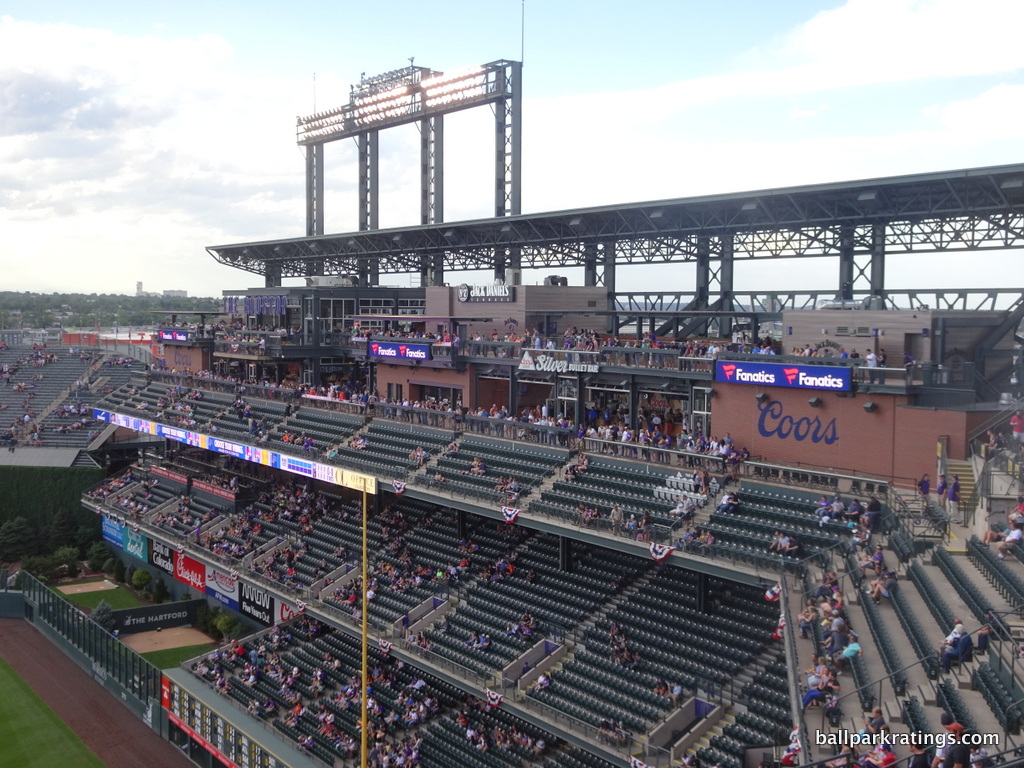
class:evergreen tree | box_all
[91,600,115,632]
[152,578,169,604]
[0,517,38,562]
[132,569,151,592]
[52,546,80,579]
[87,542,110,573]
[113,558,126,583]
[47,506,79,551]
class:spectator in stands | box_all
[863,496,883,533]
[835,633,862,672]
[861,706,888,738]
[697,529,715,556]
[850,523,871,553]
[716,490,740,514]
[609,503,624,533]
[529,673,551,692]
[948,475,962,524]
[861,744,896,768]
[918,473,931,498]
[944,621,966,646]
[940,629,973,673]
[940,729,971,768]
[865,570,897,605]
[799,604,819,639]
[858,545,886,577]
[982,521,1022,558]
[669,681,684,706]
[847,498,865,522]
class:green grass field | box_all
[0,657,106,768]
[142,642,216,670]
[64,585,142,611]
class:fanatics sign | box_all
[715,360,852,392]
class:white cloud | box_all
[0,2,1022,296]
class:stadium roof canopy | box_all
[208,163,1024,280]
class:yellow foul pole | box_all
[360,486,369,768]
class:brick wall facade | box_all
[712,384,976,485]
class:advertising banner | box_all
[173,552,206,593]
[368,341,432,361]
[276,598,305,624]
[149,539,175,575]
[205,565,239,610]
[192,480,236,502]
[151,466,189,487]
[238,580,275,626]
[111,599,203,635]
[122,528,148,562]
[158,330,191,342]
[101,516,124,548]
[715,360,852,392]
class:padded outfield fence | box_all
[20,573,164,723]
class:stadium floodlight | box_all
[296,60,514,145]
[296,58,522,249]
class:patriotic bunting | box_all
[772,612,786,640]
[501,506,521,524]
[379,639,393,655]
[649,542,673,562]
[629,757,653,768]
[485,689,504,709]
[392,480,407,495]
[295,600,307,614]
[781,726,802,766]
[765,582,782,602]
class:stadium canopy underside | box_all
[209,163,1024,297]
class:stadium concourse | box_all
[33,361,1018,768]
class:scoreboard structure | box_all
[162,671,301,768]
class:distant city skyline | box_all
[1,1,1022,296]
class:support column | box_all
[420,116,444,225]
[602,240,616,334]
[358,131,379,288]
[870,223,886,301]
[694,236,711,307]
[305,143,325,237]
[838,225,855,300]
[358,131,379,231]
[456,510,468,540]
[264,263,282,289]
[420,116,444,288]
[509,369,519,417]
[494,61,522,218]
[558,535,572,572]
[719,236,735,339]
[696,572,709,613]
[583,242,597,286]
[693,236,711,337]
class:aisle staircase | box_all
[945,459,976,525]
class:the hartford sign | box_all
[715,360,852,392]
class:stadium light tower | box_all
[295,59,522,287]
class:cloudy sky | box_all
[1,0,1022,298]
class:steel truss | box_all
[212,164,1024,295]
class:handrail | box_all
[968,395,1024,443]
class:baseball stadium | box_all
[2,54,1024,768]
